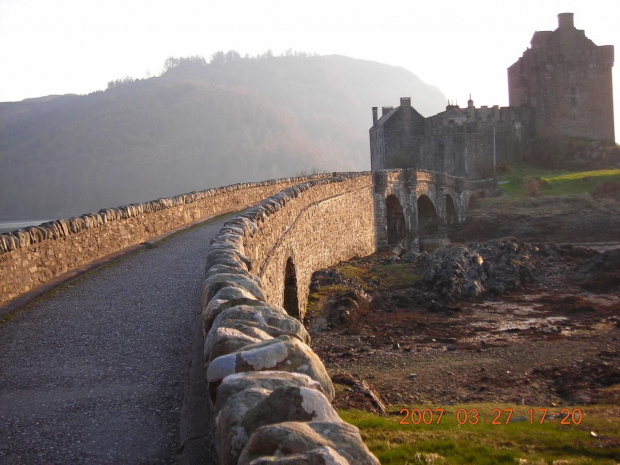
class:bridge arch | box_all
[386,194,406,248]
[417,194,439,250]
[282,257,300,320]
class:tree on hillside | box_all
[162,55,207,74]
[210,50,243,65]
[107,76,137,89]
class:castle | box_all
[370,13,615,179]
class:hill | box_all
[0,53,445,220]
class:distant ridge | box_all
[0,53,445,220]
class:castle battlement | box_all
[370,13,614,178]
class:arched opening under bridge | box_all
[283,257,300,320]
[386,194,406,248]
[417,195,439,250]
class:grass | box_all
[369,263,420,289]
[306,284,351,318]
[336,263,368,281]
[305,261,419,320]
[498,166,620,198]
[336,261,420,290]
[341,404,620,464]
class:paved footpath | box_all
[0,217,227,464]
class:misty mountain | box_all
[0,53,445,220]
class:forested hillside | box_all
[0,53,445,220]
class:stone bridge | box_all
[0,170,493,464]
[373,169,495,252]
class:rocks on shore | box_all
[409,237,604,299]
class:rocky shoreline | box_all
[306,237,620,410]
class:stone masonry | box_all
[199,170,491,462]
[0,175,330,307]
[201,173,379,464]
[508,13,615,142]
[1,168,488,462]
[372,169,496,252]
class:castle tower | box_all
[507,13,615,142]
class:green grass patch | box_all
[340,404,620,464]
[306,284,351,317]
[335,263,368,281]
[332,261,419,290]
[369,263,420,289]
[498,165,620,198]
[544,169,620,194]
[306,261,420,319]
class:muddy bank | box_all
[452,195,620,244]
[305,239,620,412]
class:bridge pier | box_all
[403,171,419,251]
[372,171,389,251]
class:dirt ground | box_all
[452,194,620,244]
[306,198,620,413]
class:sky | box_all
[0,0,618,133]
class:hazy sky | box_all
[1,0,618,127]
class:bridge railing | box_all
[201,172,379,464]
[0,174,330,308]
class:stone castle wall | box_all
[201,173,379,464]
[0,175,330,307]
[370,101,530,179]
[508,13,615,142]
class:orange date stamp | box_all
[398,408,583,426]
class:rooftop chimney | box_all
[558,12,574,29]
[400,97,412,137]
[372,107,378,125]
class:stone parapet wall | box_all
[0,175,330,307]
[247,173,374,318]
[201,173,379,464]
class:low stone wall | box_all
[247,173,375,319]
[201,173,379,464]
[0,175,329,307]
